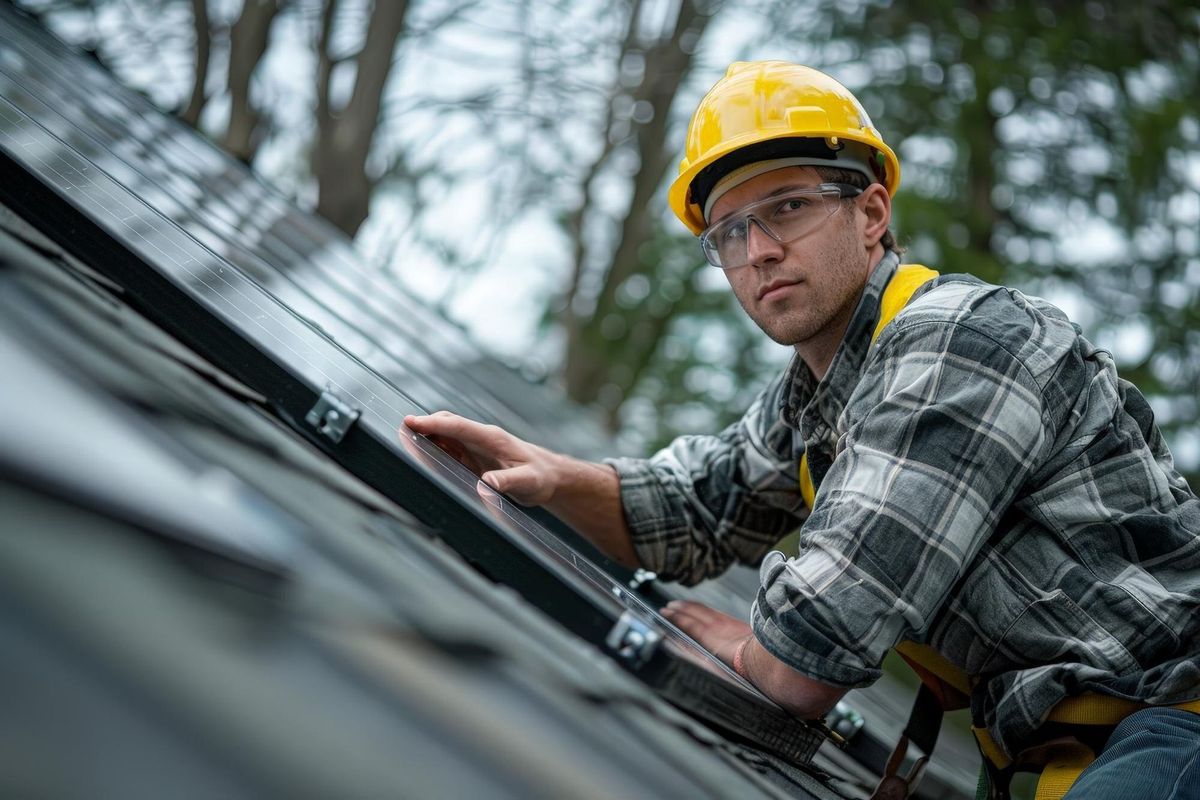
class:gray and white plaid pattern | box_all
[609,252,1200,758]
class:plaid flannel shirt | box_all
[608,251,1200,757]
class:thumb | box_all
[480,464,552,506]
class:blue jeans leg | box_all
[1062,707,1200,800]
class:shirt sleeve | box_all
[752,317,1050,687]
[605,374,809,586]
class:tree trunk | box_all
[180,0,210,127]
[312,0,410,237]
[563,0,715,410]
[561,0,644,326]
[223,0,280,163]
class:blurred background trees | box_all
[15,0,1199,484]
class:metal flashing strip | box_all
[0,17,826,766]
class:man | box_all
[404,62,1200,798]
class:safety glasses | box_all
[698,183,863,269]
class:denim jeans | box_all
[1063,707,1200,800]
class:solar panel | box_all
[0,6,829,764]
[0,15,605,460]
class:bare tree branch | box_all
[402,0,483,39]
[560,0,642,325]
[313,0,337,127]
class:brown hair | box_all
[813,166,900,253]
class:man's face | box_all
[707,166,873,349]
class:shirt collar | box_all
[781,250,901,433]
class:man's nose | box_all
[745,218,784,267]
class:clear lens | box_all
[699,183,861,269]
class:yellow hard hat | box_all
[669,61,901,235]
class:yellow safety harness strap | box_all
[1033,743,1096,800]
[894,641,972,699]
[798,453,815,511]
[1024,697,1200,800]
[909,657,1200,799]
[870,264,941,346]
[1047,694,1200,725]
[798,263,939,510]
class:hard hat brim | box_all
[670,130,901,235]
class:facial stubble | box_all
[736,211,870,349]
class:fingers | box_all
[660,601,711,636]
[660,600,752,661]
[662,600,723,625]
[402,412,519,475]
[401,411,561,509]
[661,602,729,662]
[424,433,469,463]
[404,412,506,452]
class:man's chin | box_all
[753,319,818,347]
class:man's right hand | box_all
[401,412,640,567]
[403,412,562,506]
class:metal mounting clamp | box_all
[605,610,662,670]
[627,568,658,592]
[305,387,360,443]
[827,700,866,742]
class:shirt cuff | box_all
[603,456,681,576]
[750,552,882,688]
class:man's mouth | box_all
[758,279,798,301]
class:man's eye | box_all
[721,221,748,244]
[775,198,809,215]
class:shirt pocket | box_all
[979,588,1139,677]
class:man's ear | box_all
[859,183,891,248]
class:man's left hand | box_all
[661,600,752,670]
[661,599,849,719]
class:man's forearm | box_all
[543,454,639,568]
